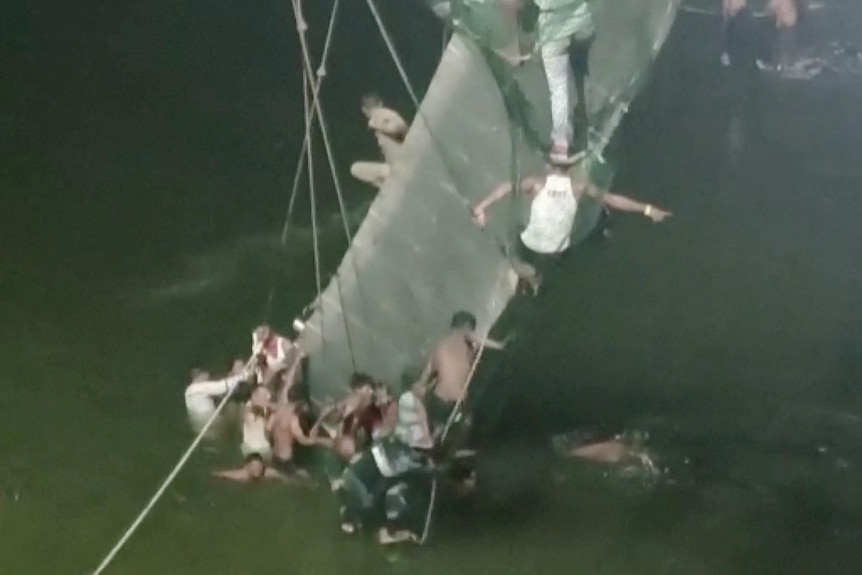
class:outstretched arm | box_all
[584,184,672,223]
[471,177,541,227]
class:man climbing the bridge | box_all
[471,143,672,294]
[535,0,597,157]
[350,94,408,190]
[416,311,507,433]
[250,324,300,388]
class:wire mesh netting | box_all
[298,0,680,399]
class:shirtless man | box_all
[472,143,672,294]
[766,0,799,70]
[250,324,299,388]
[268,379,332,481]
[212,385,283,482]
[350,94,408,190]
[416,311,507,432]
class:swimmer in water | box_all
[212,385,283,482]
[184,358,251,436]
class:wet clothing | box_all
[184,372,247,415]
[521,174,578,254]
[240,411,271,460]
[272,455,298,475]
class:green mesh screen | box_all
[297,0,679,399]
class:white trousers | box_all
[541,39,573,146]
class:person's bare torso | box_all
[769,0,797,28]
[432,332,475,402]
[270,404,297,460]
[723,0,747,18]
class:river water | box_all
[2,1,862,574]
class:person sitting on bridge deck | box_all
[350,94,407,190]
[472,143,672,295]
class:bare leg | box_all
[212,468,255,482]
[378,528,418,545]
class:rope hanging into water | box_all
[280,0,341,243]
[90,359,254,575]
[303,71,326,332]
[263,0,340,321]
[291,0,361,372]
[418,335,488,544]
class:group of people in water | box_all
[181,0,683,547]
[185,314,506,545]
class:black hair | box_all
[349,372,375,390]
[361,93,382,110]
[450,310,477,331]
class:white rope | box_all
[279,0,341,244]
[90,360,253,575]
[418,335,488,544]
[292,0,361,370]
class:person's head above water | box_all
[450,310,477,332]
[252,324,272,345]
[360,93,383,117]
[349,372,376,396]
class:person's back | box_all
[769,0,797,29]
[520,173,578,255]
[433,332,474,402]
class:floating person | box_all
[552,430,660,477]
[764,0,799,71]
[416,311,507,434]
[212,385,283,483]
[183,359,251,436]
[349,94,408,190]
[471,143,672,294]
[250,324,300,388]
[535,0,596,156]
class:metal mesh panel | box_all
[298,0,679,398]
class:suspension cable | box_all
[303,70,325,332]
[292,0,360,372]
[264,0,341,321]
[363,0,475,210]
[279,0,342,243]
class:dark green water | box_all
[3,2,862,574]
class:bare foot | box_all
[378,528,418,545]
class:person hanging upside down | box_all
[416,311,507,434]
[350,94,408,190]
[471,143,672,295]
[535,0,596,156]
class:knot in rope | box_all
[316,67,327,79]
